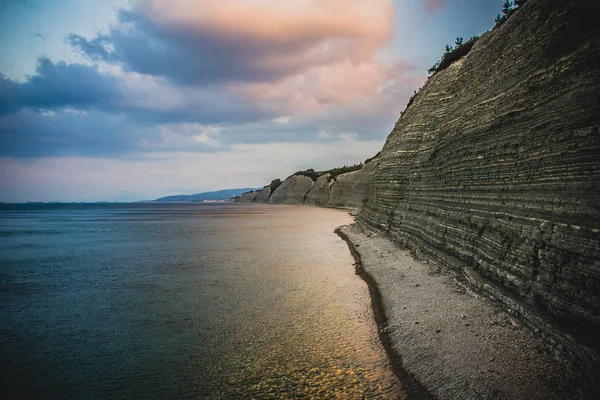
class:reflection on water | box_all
[0,203,404,398]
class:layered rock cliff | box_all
[240,160,378,209]
[268,175,314,204]
[238,0,599,389]
[358,0,599,383]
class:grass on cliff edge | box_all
[290,165,363,183]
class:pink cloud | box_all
[423,0,444,14]
[132,0,393,81]
[64,0,426,147]
[127,0,422,129]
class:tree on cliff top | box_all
[428,36,479,75]
[495,0,527,26]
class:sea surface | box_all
[0,203,403,399]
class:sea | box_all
[0,203,404,399]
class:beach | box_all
[336,223,577,399]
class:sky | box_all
[0,0,505,202]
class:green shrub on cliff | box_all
[289,163,364,184]
[292,169,322,182]
[428,36,479,75]
[495,0,526,26]
[326,164,363,182]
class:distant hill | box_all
[154,188,258,202]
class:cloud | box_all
[0,109,148,157]
[70,0,393,86]
[423,0,444,14]
[0,58,270,128]
[0,58,122,115]
[1,0,425,161]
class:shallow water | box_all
[0,203,403,399]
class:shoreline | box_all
[335,226,434,400]
[336,223,578,400]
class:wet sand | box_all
[337,223,576,400]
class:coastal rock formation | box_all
[328,171,360,208]
[329,159,380,209]
[240,159,379,209]
[251,179,281,203]
[253,186,271,203]
[304,174,332,206]
[240,190,259,202]
[358,0,600,385]
[268,175,314,204]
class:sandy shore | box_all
[336,223,577,400]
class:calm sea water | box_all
[0,203,403,399]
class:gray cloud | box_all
[0,58,122,115]
[0,108,235,158]
[0,109,147,157]
[67,34,116,62]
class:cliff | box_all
[358,0,599,386]
[237,0,599,391]
[240,160,378,210]
[268,175,314,204]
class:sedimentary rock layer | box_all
[240,191,259,202]
[330,158,380,209]
[358,0,600,380]
[240,159,379,209]
[304,174,332,206]
[268,175,314,204]
[253,186,271,203]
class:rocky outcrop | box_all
[329,158,381,209]
[268,175,314,204]
[328,171,360,208]
[251,179,281,203]
[239,190,259,202]
[253,186,271,203]
[358,0,600,386]
[304,174,332,206]
[239,159,379,209]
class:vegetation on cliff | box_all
[290,163,365,183]
[428,36,480,75]
[291,169,321,182]
[326,164,364,182]
[427,0,528,77]
[495,0,528,25]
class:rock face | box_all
[304,174,332,206]
[239,191,259,202]
[358,0,600,381]
[329,158,381,209]
[253,186,271,203]
[238,159,379,209]
[268,175,314,204]
[328,171,360,208]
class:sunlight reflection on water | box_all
[0,203,404,398]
